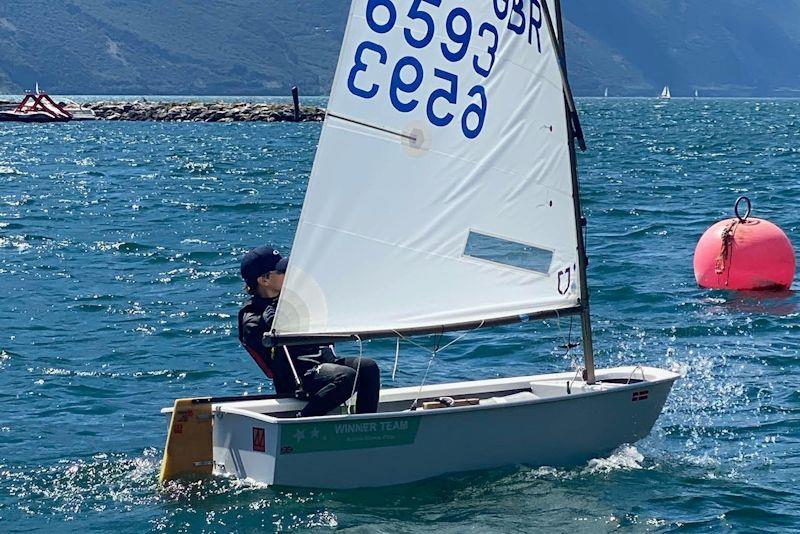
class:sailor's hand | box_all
[261,305,276,327]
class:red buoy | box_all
[694,197,795,290]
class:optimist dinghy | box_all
[161,0,678,489]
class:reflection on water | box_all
[702,289,797,315]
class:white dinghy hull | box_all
[165,366,677,489]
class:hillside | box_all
[0,1,350,96]
[1,1,799,96]
[564,0,800,96]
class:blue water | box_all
[1,98,799,532]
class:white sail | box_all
[660,85,671,99]
[274,0,581,338]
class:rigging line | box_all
[437,320,485,353]
[567,316,579,371]
[583,216,589,256]
[410,349,438,411]
[554,307,564,345]
[555,310,577,367]
[392,337,400,382]
[554,309,569,348]
[326,112,418,142]
[348,336,364,415]
[540,0,587,151]
[392,319,487,358]
[402,320,486,411]
[393,331,432,353]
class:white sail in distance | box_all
[274,0,582,339]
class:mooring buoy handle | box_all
[734,196,751,222]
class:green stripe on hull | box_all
[280,417,421,454]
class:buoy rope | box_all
[715,219,740,286]
[715,196,752,286]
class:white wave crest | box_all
[0,165,20,175]
[583,445,645,474]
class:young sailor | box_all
[237,246,380,416]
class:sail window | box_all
[463,231,553,275]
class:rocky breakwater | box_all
[85,101,325,122]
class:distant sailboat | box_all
[694,89,699,99]
[659,85,671,100]
[604,87,609,98]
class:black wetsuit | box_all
[238,295,380,416]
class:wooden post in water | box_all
[291,86,301,122]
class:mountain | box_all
[0,1,350,96]
[563,0,800,97]
[1,1,799,97]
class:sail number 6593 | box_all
[346,0,494,139]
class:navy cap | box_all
[275,256,289,273]
[240,246,282,284]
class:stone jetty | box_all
[84,101,325,122]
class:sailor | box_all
[237,246,380,417]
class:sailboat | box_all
[160,0,678,489]
[604,87,609,98]
[659,85,671,99]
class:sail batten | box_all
[274,1,582,338]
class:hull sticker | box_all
[280,417,421,454]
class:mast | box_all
[550,0,596,384]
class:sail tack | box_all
[274,0,581,339]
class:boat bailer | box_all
[160,0,678,489]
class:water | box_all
[1,98,799,532]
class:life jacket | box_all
[237,304,275,379]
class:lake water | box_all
[1,98,799,532]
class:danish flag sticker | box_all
[252,427,266,452]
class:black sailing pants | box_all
[299,357,380,417]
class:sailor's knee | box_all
[359,358,380,378]
[335,365,357,387]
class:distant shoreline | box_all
[84,100,325,122]
[3,95,800,123]
[0,98,326,122]
[5,94,800,103]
